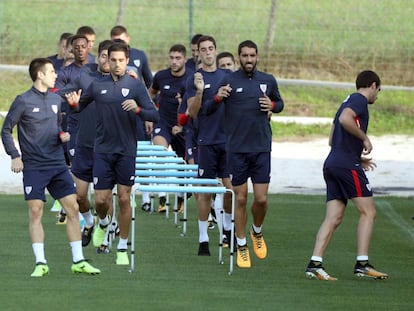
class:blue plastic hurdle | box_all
[132,141,236,275]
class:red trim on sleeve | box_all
[214,95,222,103]
[135,106,141,115]
[59,131,65,139]
[178,113,189,126]
[50,87,59,93]
[271,101,276,110]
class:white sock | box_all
[81,210,94,228]
[99,215,110,227]
[223,213,232,231]
[236,237,247,246]
[142,192,150,203]
[252,224,262,234]
[214,194,223,209]
[32,243,46,264]
[70,241,85,263]
[311,256,323,263]
[357,255,369,261]
[198,220,209,243]
[118,238,128,250]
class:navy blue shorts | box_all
[186,145,198,163]
[71,146,94,183]
[23,167,76,201]
[66,120,78,162]
[323,166,373,204]
[197,144,229,179]
[184,127,198,163]
[93,153,135,189]
[228,152,271,186]
[153,121,186,158]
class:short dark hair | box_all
[169,44,186,56]
[108,41,129,59]
[238,40,258,55]
[190,33,203,45]
[110,25,128,37]
[70,34,89,46]
[98,40,114,55]
[197,35,216,50]
[76,25,96,35]
[29,58,52,82]
[217,51,235,63]
[59,32,73,43]
[356,70,381,89]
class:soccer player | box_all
[185,33,203,72]
[217,51,238,71]
[59,40,113,247]
[147,43,193,212]
[47,32,73,71]
[67,42,159,265]
[55,34,91,164]
[305,70,388,281]
[1,58,101,277]
[54,34,91,224]
[212,40,284,268]
[76,25,97,64]
[110,25,153,88]
[186,35,233,256]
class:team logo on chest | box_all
[51,105,58,114]
[260,84,267,94]
[133,59,141,68]
[25,186,32,195]
[122,88,130,97]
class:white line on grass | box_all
[376,200,414,241]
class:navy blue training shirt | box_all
[1,87,66,169]
[324,92,369,169]
[185,68,229,146]
[207,69,284,153]
[78,74,159,156]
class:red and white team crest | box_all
[93,177,98,185]
[133,60,141,68]
[25,186,32,195]
[51,105,58,114]
[198,168,204,176]
[259,84,267,94]
[122,88,130,97]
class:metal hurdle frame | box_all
[136,184,235,275]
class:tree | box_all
[116,0,127,25]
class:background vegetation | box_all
[1,0,414,85]
[0,0,413,138]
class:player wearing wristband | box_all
[66,42,159,265]
[146,44,193,212]
[185,35,233,256]
[210,40,284,268]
